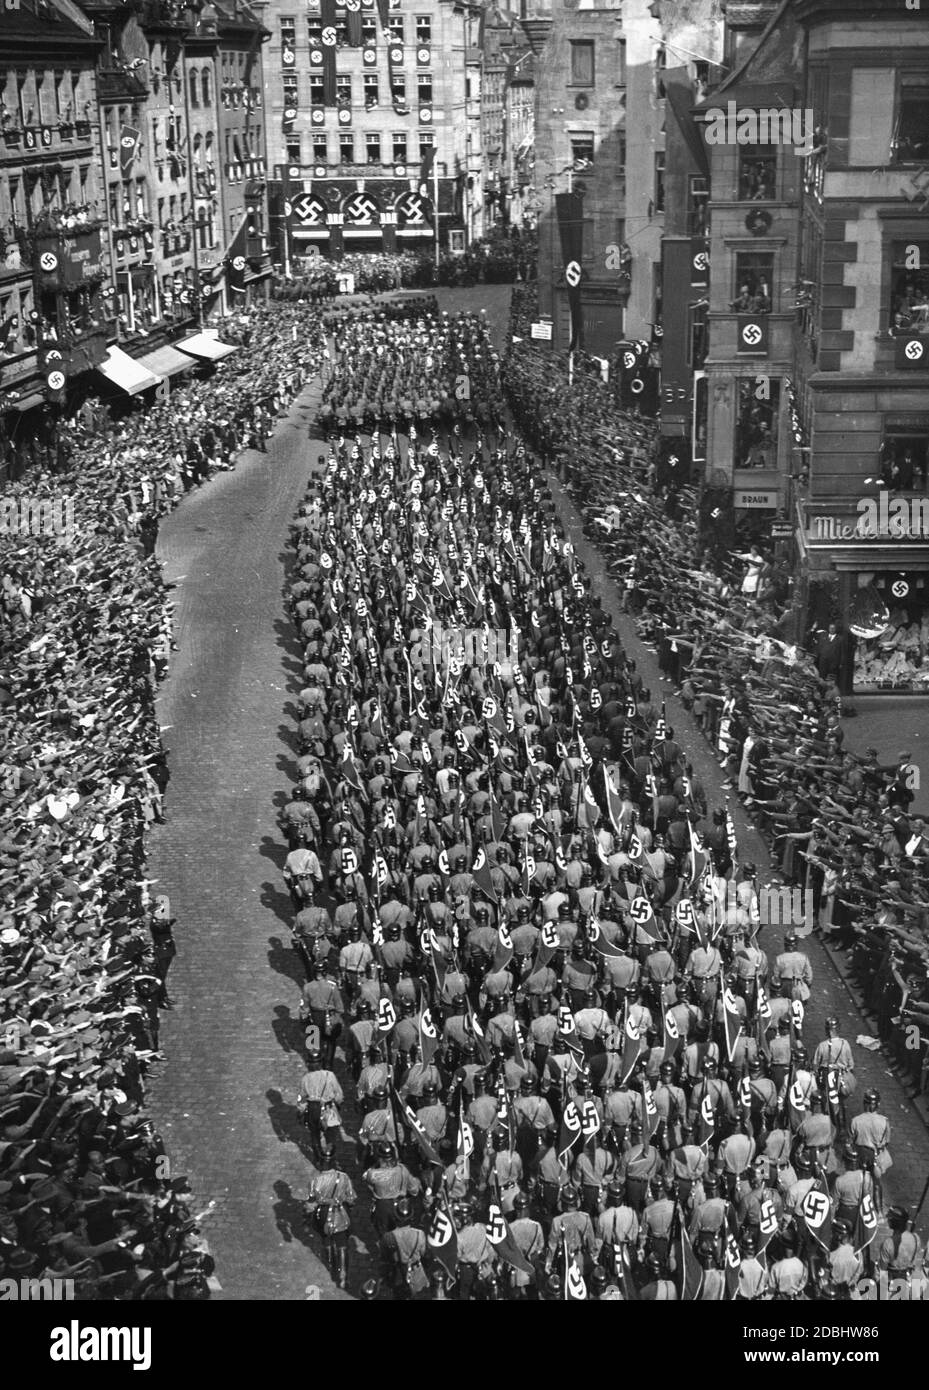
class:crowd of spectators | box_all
[0,300,328,1296]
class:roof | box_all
[0,0,96,44]
[713,0,794,97]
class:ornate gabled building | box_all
[0,0,105,446]
[256,0,482,267]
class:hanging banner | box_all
[119,125,141,179]
[321,0,338,106]
[555,190,584,352]
[737,315,769,355]
[388,41,405,108]
[345,0,363,45]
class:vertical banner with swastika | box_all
[555,191,584,352]
[321,0,338,106]
[344,0,363,45]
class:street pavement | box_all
[144,284,928,1304]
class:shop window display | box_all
[852,572,929,690]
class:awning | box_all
[96,345,161,396]
[135,344,199,379]
[177,332,238,362]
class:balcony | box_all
[62,326,109,375]
[98,62,149,103]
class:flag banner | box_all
[493,921,514,973]
[586,916,625,959]
[797,1177,833,1251]
[554,190,584,352]
[534,918,560,971]
[619,1011,645,1083]
[375,0,390,30]
[487,1200,535,1277]
[674,895,706,950]
[224,212,250,294]
[724,1204,741,1299]
[617,1242,639,1300]
[661,1002,682,1062]
[390,1083,441,1165]
[564,1237,588,1300]
[756,1195,779,1256]
[426,1190,458,1278]
[627,889,662,945]
[675,1211,704,1300]
[471,844,498,905]
[687,820,709,888]
[464,996,492,1064]
[345,0,364,44]
[119,124,141,179]
[722,986,742,1062]
[457,1094,474,1161]
[603,764,630,836]
[418,1005,439,1067]
[320,0,338,106]
[641,1080,659,1144]
[852,1182,879,1254]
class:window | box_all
[392,75,406,103]
[308,16,322,43]
[339,132,354,164]
[336,75,352,107]
[108,184,120,228]
[735,377,780,468]
[689,301,707,369]
[135,178,147,218]
[798,217,821,357]
[189,69,199,108]
[880,432,929,491]
[363,74,379,108]
[311,77,325,107]
[205,130,214,165]
[654,151,665,212]
[202,67,211,108]
[889,240,929,334]
[733,252,774,312]
[286,135,302,163]
[366,131,381,164]
[738,145,777,201]
[388,16,405,41]
[617,133,626,175]
[417,72,432,104]
[313,133,328,163]
[570,133,594,169]
[362,16,377,42]
[569,40,594,88]
[893,81,929,164]
[415,15,431,43]
[283,73,299,108]
[418,130,434,161]
[393,130,407,163]
[688,174,708,235]
[280,17,296,45]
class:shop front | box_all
[797,499,929,693]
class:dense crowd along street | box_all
[0,301,328,1297]
[2,281,928,1303]
[269,296,929,1300]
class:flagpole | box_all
[434,151,441,272]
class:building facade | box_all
[0,0,105,436]
[792,0,929,692]
[257,0,481,265]
[532,0,720,357]
[697,1,803,528]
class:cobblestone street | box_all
[143,286,927,1304]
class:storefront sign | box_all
[734,490,776,509]
[35,229,104,289]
